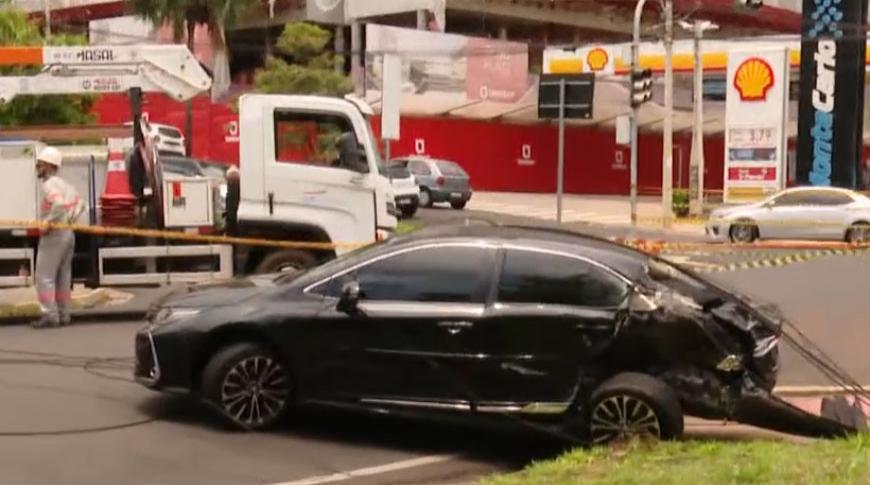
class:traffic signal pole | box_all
[630,0,648,226]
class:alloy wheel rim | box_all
[419,190,430,206]
[734,225,753,242]
[851,226,870,243]
[589,395,662,444]
[221,356,289,427]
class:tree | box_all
[254,23,354,163]
[253,22,353,97]
[0,6,95,126]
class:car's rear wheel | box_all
[450,200,467,210]
[419,188,433,208]
[729,221,758,243]
[846,222,870,244]
[255,249,318,274]
[202,343,291,430]
[582,373,683,445]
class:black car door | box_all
[306,242,498,407]
[457,247,630,409]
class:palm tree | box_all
[130,0,254,151]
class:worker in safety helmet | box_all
[32,147,85,329]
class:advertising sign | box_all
[724,48,789,203]
[796,0,868,188]
[364,25,529,106]
[543,46,616,75]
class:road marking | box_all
[269,454,460,485]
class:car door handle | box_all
[437,320,473,334]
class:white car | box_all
[706,186,870,243]
[379,162,420,219]
[123,120,186,156]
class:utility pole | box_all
[681,20,718,217]
[630,0,649,226]
[43,0,51,39]
[662,0,674,229]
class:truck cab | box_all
[235,94,397,274]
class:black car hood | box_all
[149,274,284,313]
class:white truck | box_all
[0,45,397,287]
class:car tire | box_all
[450,200,467,210]
[419,188,433,208]
[581,372,684,445]
[255,249,318,274]
[729,221,758,243]
[201,342,292,431]
[845,222,870,244]
[401,203,418,219]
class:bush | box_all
[673,189,690,217]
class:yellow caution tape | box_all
[0,219,371,251]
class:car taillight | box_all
[436,176,445,186]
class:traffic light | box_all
[630,68,653,108]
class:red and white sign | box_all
[224,120,239,143]
[728,167,777,181]
[517,144,535,166]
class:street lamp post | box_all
[680,20,718,217]
[629,0,649,226]
[662,0,674,229]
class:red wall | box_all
[93,94,726,195]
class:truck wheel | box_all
[255,250,318,274]
[202,342,292,430]
[581,372,683,445]
[401,203,418,219]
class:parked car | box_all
[707,187,870,243]
[134,224,861,442]
[124,120,186,156]
[380,162,420,219]
[393,157,472,209]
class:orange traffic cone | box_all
[100,149,138,227]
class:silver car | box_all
[393,157,472,209]
[707,187,870,243]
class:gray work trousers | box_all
[36,229,75,324]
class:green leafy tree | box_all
[254,23,353,162]
[0,6,95,126]
[130,0,252,56]
[254,22,353,97]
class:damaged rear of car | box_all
[597,255,868,439]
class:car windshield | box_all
[379,163,411,179]
[436,160,466,176]
[161,156,205,177]
[158,127,182,139]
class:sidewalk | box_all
[0,283,179,323]
[466,192,705,236]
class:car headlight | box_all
[152,307,201,326]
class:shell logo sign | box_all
[586,48,609,72]
[733,57,775,102]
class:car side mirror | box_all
[627,289,658,313]
[337,281,361,314]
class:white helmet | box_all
[37,147,63,168]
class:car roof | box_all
[388,223,651,279]
[783,186,858,195]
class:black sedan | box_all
[135,224,856,442]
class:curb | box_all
[0,309,148,326]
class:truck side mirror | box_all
[337,132,369,174]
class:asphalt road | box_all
[416,206,870,388]
[0,322,566,485]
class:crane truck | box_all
[0,44,398,287]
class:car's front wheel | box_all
[729,221,758,243]
[581,373,683,445]
[202,343,292,430]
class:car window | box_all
[771,192,813,207]
[808,191,853,206]
[158,127,182,139]
[385,164,411,179]
[436,161,467,177]
[317,245,495,303]
[408,161,432,176]
[498,249,629,308]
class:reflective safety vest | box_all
[40,176,85,225]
